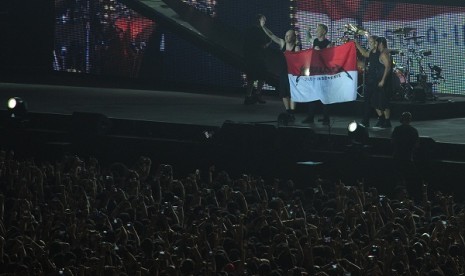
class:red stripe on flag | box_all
[284,42,357,76]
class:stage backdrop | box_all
[295,0,465,95]
[52,0,465,95]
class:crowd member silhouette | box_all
[242,14,271,105]
[261,21,300,123]
[392,112,419,161]
[1,147,464,275]
[302,23,332,126]
[391,111,420,197]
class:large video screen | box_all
[54,0,157,77]
[53,0,465,95]
[296,1,465,95]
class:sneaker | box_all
[244,96,256,105]
[254,94,266,104]
[286,110,295,122]
[375,117,385,127]
[288,113,295,123]
[382,119,392,128]
[301,116,314,124]
[277,113,289,126]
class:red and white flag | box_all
[284,42,358,104]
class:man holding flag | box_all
[302,23,332,125]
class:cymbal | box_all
[405,35,425,40]
[392,27,416,35]
[345,23,368,35]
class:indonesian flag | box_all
[284,42,358,104]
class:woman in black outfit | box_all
[355,35,378,127]
[371,37,393,128]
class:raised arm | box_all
[354,40,370,58]
[262,24,285,49]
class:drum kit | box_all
[336,23,369,45]
[337,24,444,101]
[388,26,445,101]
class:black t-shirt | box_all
[281,44,298,52]
[313,38,331,49]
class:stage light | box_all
[348,121,358,132]
[300,67,310,76]
[348,121,369,145]
[7,97,28,119]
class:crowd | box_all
[0,149,464,275]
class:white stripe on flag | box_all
[289,71,358,104]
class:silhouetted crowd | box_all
[0,150,464,275]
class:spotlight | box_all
[348,121,358,132]
[7,97,28,119]
[347,121,369,145]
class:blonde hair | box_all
[317,23,328,35]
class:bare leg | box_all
[383,108,392,127]
[282,97,290,110]
[384,109,390,119]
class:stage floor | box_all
[1,82,465,145]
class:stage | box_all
[1,81,465,144]
[2,80,465,197]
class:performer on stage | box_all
[372,37,392,128]
[355,35,378,127]
[261,23,300,122]
[242,14,272,105]
[302,23,331,125]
